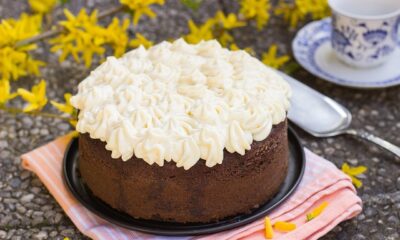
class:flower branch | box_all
[15,5,126,48]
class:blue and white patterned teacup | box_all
[328,0,400,68]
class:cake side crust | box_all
[79,120,289,223]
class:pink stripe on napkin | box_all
[21,135,362,240]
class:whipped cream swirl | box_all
[71,39,291,170]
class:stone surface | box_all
[0,0,399,239]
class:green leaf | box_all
[282,61,301,75]
[180,0,203,11]
[59,0,71,5]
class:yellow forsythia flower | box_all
[0,80,18,105]
[120,0,165,26]
[218,31,234,47]
[229,43,255,55]
[51,93,77,126]
[129,33,154,49]
[184,19,215,44]
[0,14,44,81]
[306,202,329,221]
[264,217,274,239]
[0,13,42,49]
[51,93,74,115]
[66,130,79,138]
[51,9,131,67]
[274,221,297,232]
[215,11,246,29]
[341,163,367,188]
[0,47,45,81]
[239,0,271,30]
[105,18,130,57]
[262,44,290,69]
[274,1,305,29]
[50,9,106,68]
[230,43,240,51]
[17,79,48,112]
[296,0,330,20]
[0,47,27,81]
[275,0,330,28]
[28,0,57,14]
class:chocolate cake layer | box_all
[78,120,289,223]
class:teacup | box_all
[328,0,400,68]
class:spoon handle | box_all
[345,129,400,158]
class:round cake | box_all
[71,39,292,223]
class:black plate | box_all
[63,126,305,236]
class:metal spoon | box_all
[276,70,400,158]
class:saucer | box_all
[292,18,400,89]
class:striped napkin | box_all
[21,135,362,240]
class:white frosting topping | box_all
[71,39,291,170]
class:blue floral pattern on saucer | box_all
[292,18,400,89]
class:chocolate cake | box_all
[71,39,292,223]
[79,120,288,223]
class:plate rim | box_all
[62,126,305,236]
[292,17,400,89]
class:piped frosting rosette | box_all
[71,39,291,170]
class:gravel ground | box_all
[0,0,399,239]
